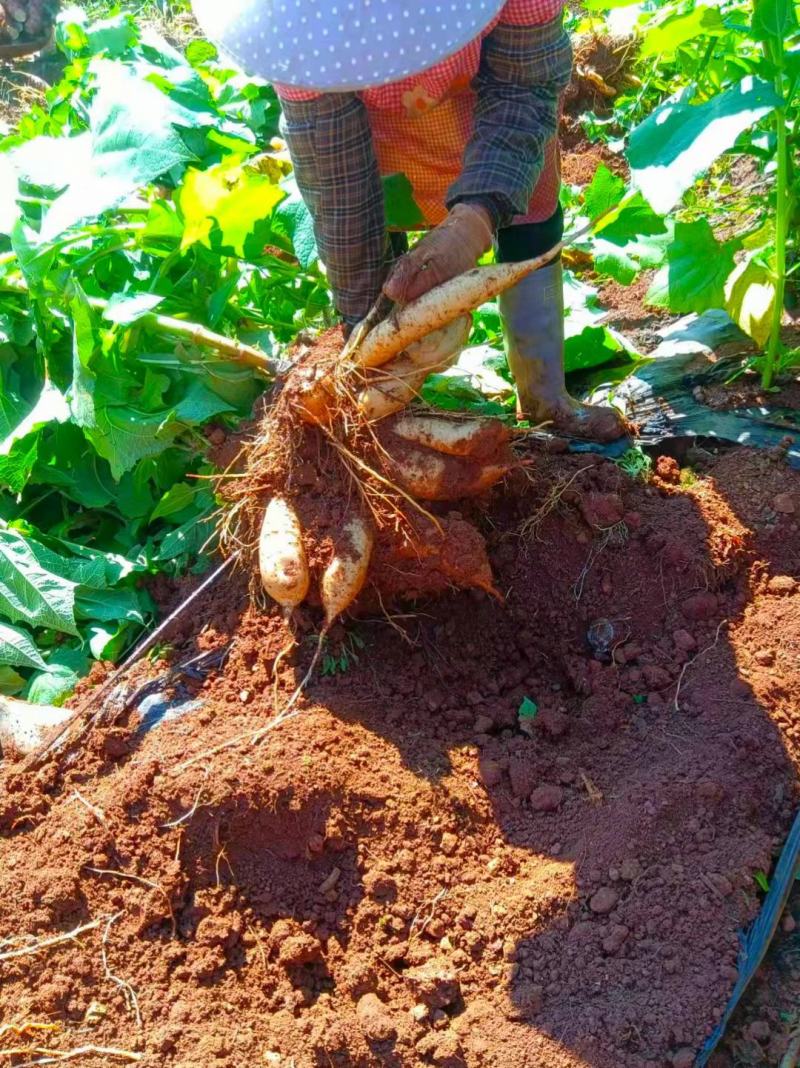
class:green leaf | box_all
[75,586,146,625]
[640,6,727,58]
[271,177,318,268]
[583,165,626,223]
[0,382,70,494]
[41,59,198,240]
[0,666,25,695]
[627,77,782,215]
[156,515,215,562]
[177,159,285,257]
[88,621,133,661]
[565,326,628,373]
[0,529,78,636]
[383,173,425,229]
[724,253,777,348]
[0,621,47,670]
[151,482,197,521]
[752,0,799,42]
[104,292,165,324]
[646,220,739,314]
[26,647,88,707]
[518,697,539,720]
[754,870,770,893]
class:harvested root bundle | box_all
[224,255,560,625]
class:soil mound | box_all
[1,446,799,1068]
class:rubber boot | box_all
[499,260,627,443]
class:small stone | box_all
[754,649,774,666]
[681,592,719,621]
[673,629,697,652]
[747,1020,771,1044]
[773,492,796,514]
[307,833,324,855]
[407,959,461,1009]
[509,756,536,799]
[410,1003,429,1023]
[643,665,672,691]
[619,858,642,882]
[440,832,458,857]
[783,912,797,933]
[102,729,132,759]
[767,574,796,595]
[538,709,569,739]
[356,993,396,1042]
[672,1048,696,1068]
[697,780,725,802]
[277,932,322,967]
[529,785,564,812]
[479,759,502,788]
[602,924,629,954]
[239,689,252,704]
[589,887,619,915]
[506,981,543,1019]
[363,870,396,900]
[579,492,625,530]
[707,873,733,897]
[473,715,494,735]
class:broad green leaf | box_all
[271,178,318,268]
[26,647,89,707]
[0,529,78,636]
[724,254,777,348]
[151,482,197,521]
[104,292,165,324]
[383,173,425,229]
[0,621,47,670]
[627,77,782,214]
[0,666,25,695]
[0,383,70,493]
[646,220,739,314]
[88,621,133,661]
[172,380,236,424]
[583,165,626,224]
[0,437,40,495]
[752,0,799,42]
[75,586,146,625]
[565,326,628,373]
[177,159,285,257]
[1,383,70,453]
[156,514,216,561]
[640,6,726,58]
[41,59,198,240]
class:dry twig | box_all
[0,918,105,962]
[100,913,142,1032]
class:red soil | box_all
[1,446,799,1068]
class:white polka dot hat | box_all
[191,0,507,92]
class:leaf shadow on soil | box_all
[244,446,798,1067]
[1,447,799,1068]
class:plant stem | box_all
[762,52,791,389]
[0,273,278,376]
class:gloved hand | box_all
[383,202,495,304]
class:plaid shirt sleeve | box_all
[279,94,387,325]
[447,13,573,228]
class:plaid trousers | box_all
[280,14,572,323]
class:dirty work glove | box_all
[383,202,495,305]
